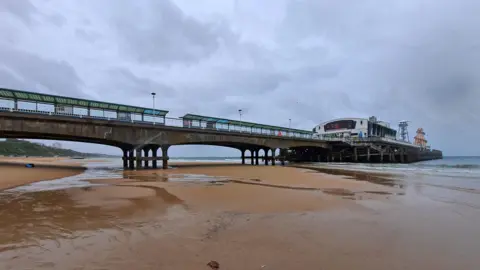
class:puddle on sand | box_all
[295,165,406,189]
[121,171,403,200]
[0,184,184,252]
[122,171,233,183]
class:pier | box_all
[0,88,442,168]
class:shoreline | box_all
[1,158,480,269]
[0,157,87,191]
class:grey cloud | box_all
[111,0,237,64]
[0,0,37,25]
[45,13,66,27]
[92,67,176,110]
[0,46,84,96]
[75,28,100,43]
[2,0,480,156]
[276,0,480,154]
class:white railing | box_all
[0,106,423,147]
[0,106,317,140]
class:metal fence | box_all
[0,106,319,140]
[0,106,419,147]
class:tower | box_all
[398,121,410,142]
[413,128,428,148]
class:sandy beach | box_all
[0,157,85,190]
[0,160,479,270]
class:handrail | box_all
[0,106,421,147]
[0,107,320,141]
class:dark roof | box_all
[0,88,169,116]
[182,113,313,134]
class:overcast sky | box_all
[1,0,479,156]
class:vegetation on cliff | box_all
[0,139,112,157]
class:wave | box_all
[419,164,480,169]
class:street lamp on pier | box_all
[289,118,291,129]
[151,92,156,125]
[238,109,243,121]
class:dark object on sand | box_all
[25,163,35,168]
[207,260,220,269]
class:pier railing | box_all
[0,107,321,140]
[0,106,420,147]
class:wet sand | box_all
[0,164,85,190]
[0,156,83,166]
[1,163,479,269]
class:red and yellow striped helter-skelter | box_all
[413,128,428,148]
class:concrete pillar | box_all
[280,149,286,166]
[367,147,371,162]
[241,149,246,165]
[250,150,254,165]
[162,145,170,169]
[264,149,269,165]
[255,150,259,165]
[152,146,159,169]
[271,149,276,166]
[339,152,343,162]
[143,148,149,168]
[136,148,142,169]
[353,147,358,162]
[122,149,128,169]
[400,148,405,163]
[128,150,134,169]
[380,151,384,162]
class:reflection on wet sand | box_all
[0,185,183,252]
[1,163,480,270]
[292,164,405,188]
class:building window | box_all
[360,121,363,125]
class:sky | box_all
[1,0,479,156]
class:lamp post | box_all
[238,109,243,132]
[289,118,291,129]
[151,92,156,125]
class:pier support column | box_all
[250,149,254,165]
[339,152,343,162]
[380,151,384,162]
[400,148,405,163]
[353,147,358,162]
[367,147,371,162]
[162,145,170,169]
[280,149,286,166]
[255,150,259,165]
[264,148,269,165]
[241,149,246,165]
[143,147,149,168]
[389,151,394,163]
[152,146,159,169]
[271,149,276,166]
[128,150,134,169]
[136,148,142,169]
[122,149,128,169]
